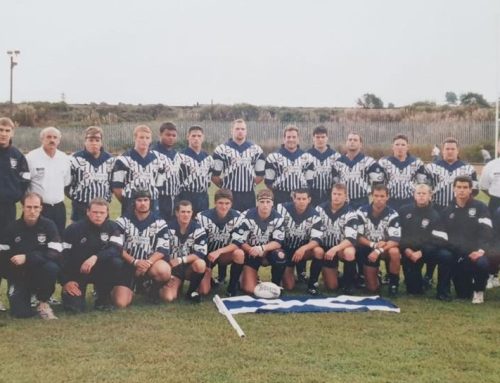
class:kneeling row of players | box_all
[1,175,497,318]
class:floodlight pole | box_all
[6,50,20,118]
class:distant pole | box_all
[6,50,20,118]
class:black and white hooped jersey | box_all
[111,149,164,200]
[196,208,241,253]
[152,142,182,197]
[307,146,340,192]
[179,148,214,193]
[231,208,285,247]
[265,146,315,192]
[334,153,383,201]
[315,202,358,248]
[212,139,266,193]
[167,220,207,260]
[356,205,401,243]
[116,213,169,260]
[425,159,478,208]
[276,202,323,250]
[378,155,427,201]
[68,149,115,203]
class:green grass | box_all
[2,187,499,382]
[1,287,500,383]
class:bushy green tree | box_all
[357,93,384,109]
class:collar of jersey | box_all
[387,155,416,169]
[282,202,315,223]
[183,147,208,161]
[339,152,365,166]
[308,145,335,161]
[78,148,111,167]
[152,141,178,160]
[227,139,252,153]
[278,145,304,160]
[435,159,466,172]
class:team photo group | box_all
[0,116,499,320]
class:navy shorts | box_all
[356,245,381,268]
[244,249,286,270]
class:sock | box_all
[343,261,356,288]
[308,259,323,289]
[228,263,243,293]
[296,260,306,277]
[218,264,228,282]
[389,273,400,287]
[271,264,286,286]
[187,272,205,295]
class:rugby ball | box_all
[254,282,281,299]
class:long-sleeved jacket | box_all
[61,218,123,284]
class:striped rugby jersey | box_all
[196,208,241,253]
[424,159,478,208]
[315,202,358,248]
[334,153,383,201]
[356,205,401,243]
[167,220,207,260]
[152,142,182,197]
[265,146,315,192]
[212,139,266,192]
[111,149,164,200]
[276,202,323,250]
[307,146,340,192]
[179,148,214,193]
[231,208,285,247]
[116,213,169,260]
[378,155,427,201]
[68,149,115,203]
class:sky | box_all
[2,0,500,108]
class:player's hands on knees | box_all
[63,281,82,296]
[208,250,221,263]
[376,241,387,250]
[135,260,152,276]
[292,248,306,263]
[368,251,380,263]
[325,247,337,261]
[80,255,98,274]
[249,245,264,257]
[10,254,26,266]
[469,250,485,261]
[411,250,422,262]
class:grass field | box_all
[1,188,500,382]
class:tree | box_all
[445,91,457,105]
[387,102,395,109]
[459,92,490,108]
[357,93,384,109]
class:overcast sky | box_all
[2,0,500,107]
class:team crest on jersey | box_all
[9,158,17,168]
[80,237,87,244]
[468,208,476,217]
[14,236,21,243]
[421,219,430,228]
[37,233,47,243]
[449,213,455,219]
[100,233,109,242]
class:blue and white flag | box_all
[219,295,400,314]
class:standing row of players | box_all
[0,116,496,316]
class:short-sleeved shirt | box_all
[26,147,71,204]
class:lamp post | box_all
[6,50,20,117]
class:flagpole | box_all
[213,295,246,338]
